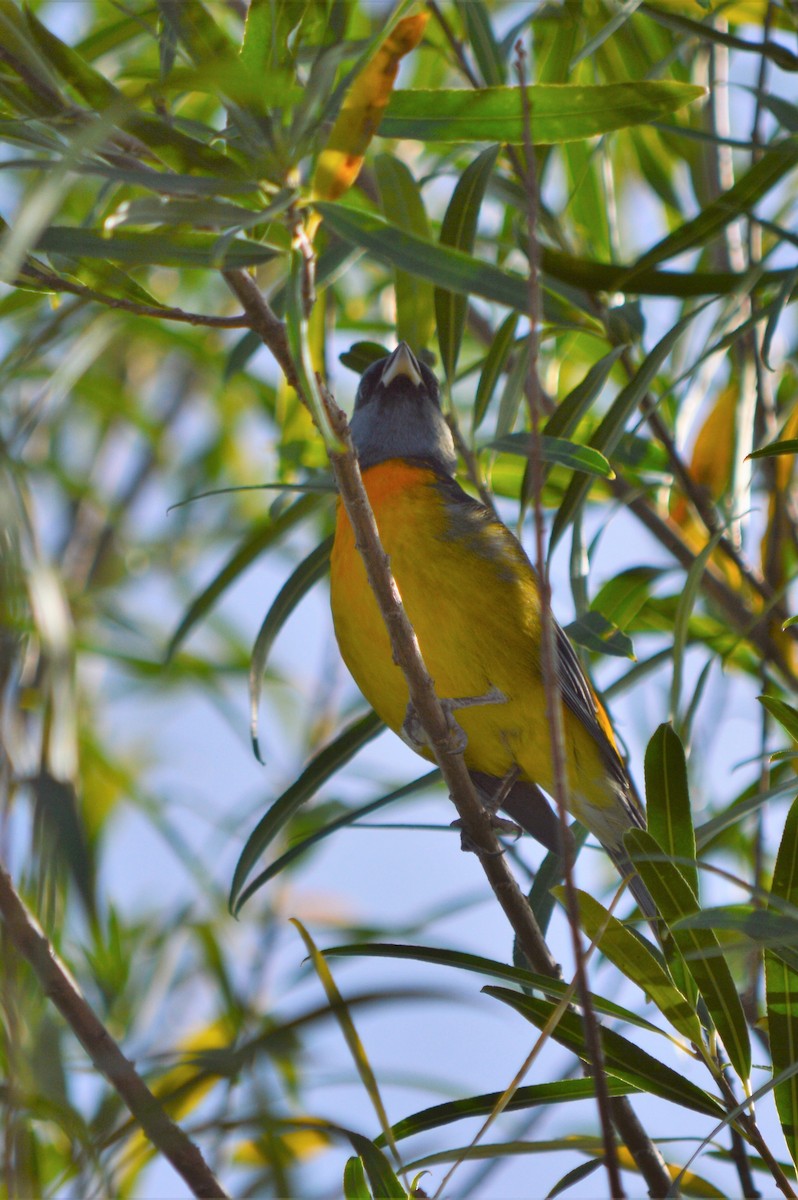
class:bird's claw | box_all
[400,697,468,754]
[451,813,522,855]
[400,686,507,755]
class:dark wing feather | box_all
[431,469,644,824]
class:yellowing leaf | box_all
[312,14,428,203]
[669,384,741,590]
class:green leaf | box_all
[435,145,499,380]
[166,493,322,661]
[344,1134,406,1200]
[239,771,439,892]
[292,919,404,1185]
[560,888,703,1044]
[25,6,245,177]
[37,226,278,270]
[250,537,333,763]
[543,346,626,440]
[767,796,798,1170]
[749,438,798,461]
[230,711,384,913]
[486,434,614,478]
[550,303,704,549]
[375,154,435,351]
[325,942,667,1036]
[625,829,751,1083]
[380,1078,639,1145]
[759,695,798,743]
[645,724,698,901]
[461,1,505,85]
[592,566,665,631]
[472,313,518,431]
[380,81,705,143]
[629,136,798,275]
[485,988,725,1117]
[343,1156,370,1200]
[315,201,529,311]
[563,611,635,659]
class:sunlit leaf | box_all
[312,13,428,202]
[766,795,798,1170]
[381,81,705,143]
[625,829,751,1082]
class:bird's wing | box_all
[432,470,644,823]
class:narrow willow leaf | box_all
[37,226,277,269]
[486,988,724,1117]
[543,346,626,440]
[325,942,666,1036]
[641,5,798,72]
[548,1161,605,1199]
[375,154,435,351]
[242,771,441,891]
[759,695,798,742]
[563,611,635,659]
[230,711,383,913]
[550,303,704,549]
[495,339,529,437]
[526,825,588,937]
[592,566,665,630]
[25,7,244,177]
[292,920,403,1184]
[312,13,427,202]
[487,434,614,478]
[767,796,798,1171]
[343,1156,370,1200]
[380,81,704,143]
[750,438,798,460]
[630,136,798,275]
[762,265,798,370]
[570,0,646,68]
[316,202,528,311]
[473,314,518,431]
[435,145,499,380]
[461,1,505,85]
[380,1079,638,1145]
[345,1134,405,1200]
[645,724,698,900]
[560,887,702,1044]
[167,493,321,661]
[671,529,723,726]
[319,204,795,304]
[625,829,751,1082]
[250,537,333,763]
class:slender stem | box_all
[515,42,625,1200]
[0,862,228,1199]
[232,205,673,1200]
[21,265,251,328]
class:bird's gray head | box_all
[349,343,457,475]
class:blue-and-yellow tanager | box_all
[330,343,653,916]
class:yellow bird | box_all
[330,343,653,916]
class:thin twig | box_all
[0,861,228,1199]
[515,41,625,1200]
[22,265,251,328]
[222,269,299,389]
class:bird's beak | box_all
[380,342,423,389]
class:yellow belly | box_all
[329,461,612,812]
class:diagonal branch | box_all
[0,861,228,1200]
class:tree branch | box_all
[0,861,228,1199]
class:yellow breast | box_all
[330,461,553,784]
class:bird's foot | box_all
[451,813,522,854]
[400,685,508,755]
[483,763,521,815]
